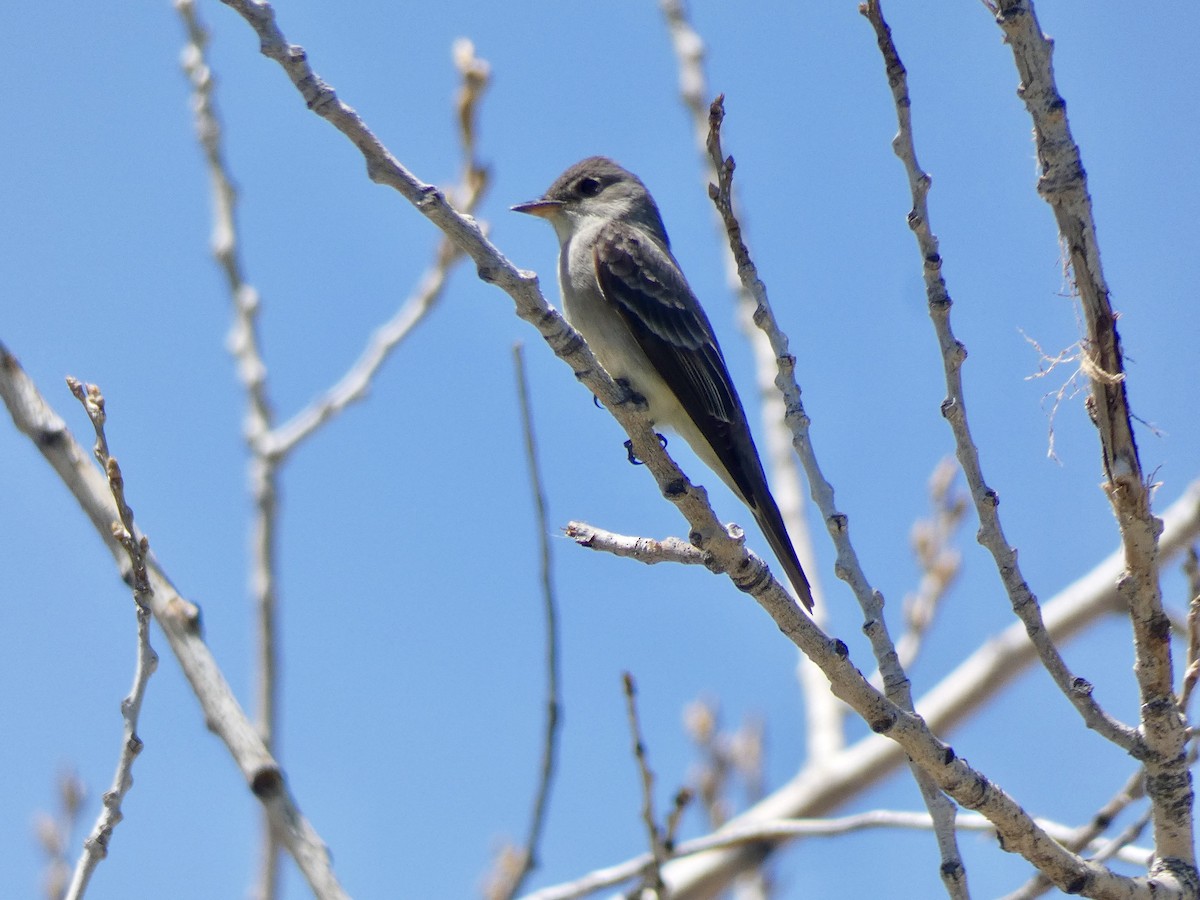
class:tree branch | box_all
[484,344,563,900]
[564,522,708,568]
[860,0,1140,756]
[658,0,844,764]
[523,809,1154,900]
[661,479,1200,894]
[707,93,969,899]
[890,458,967,677]
[264,38,491,459]
[61,380,160,900]
[0,343,348,900]
[205,4,1187,894]
[991,0,1194,880]
[175,4,284,892]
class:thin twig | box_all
[623,673,671,896]
[861,0,1140,759]
[659,0,843,767]
[1003,767,1147,900]
[707,93,969,900]
[564,522,707,568]
[890,458,968,676]
[0,345,349,899]
[62,380,160,900]
[35,770,87,900]
[991,0,1192,876]
[265,38,491,458]
[174,5,283,894]
[520,809,1154,900]
[487,344,563,900]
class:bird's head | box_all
[513,156,669,245]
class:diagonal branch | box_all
[991,0,1194,879]
[208,4,1183,895]
[0,344,348,900]
[265,38,491,459]
[659,0,844,765]
[707,92,968,899]
[860,0,1140,756]
[659,479,1200,895]
[62,380,160,900]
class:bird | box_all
[513,156,813,610]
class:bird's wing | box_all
[594,220,814,610]
[592,220,754,498]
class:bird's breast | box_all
[557,234,683,430]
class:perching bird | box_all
[513,156,813,610]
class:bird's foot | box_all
[624,434,668,465]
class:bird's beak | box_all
[511,198,563,219]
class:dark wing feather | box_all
[593,220,814,610]
[592,222,757,500]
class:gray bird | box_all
[513,156,813,610]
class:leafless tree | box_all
[3,2,1197,899]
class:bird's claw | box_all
[624,434,668,465]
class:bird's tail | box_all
[752,499,814,612]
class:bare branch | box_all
[174,4,283,892]
[484,344,563,900]
[59,379,160,900]
[661,479,1200,894]
[658,0,843,764]
[55,384,157,897]
[202,6,1186,894]
[564,522,707,568]
[522,810,1155,900]
[891,458,968,677]
[860,0,1140,763]
[265,39,492,459]
[658,0,710,152]
[175,1,274,455]
[708,93,968,899]
[0,346,348,899]
[623,673,672,896]
[991,0,1194,877]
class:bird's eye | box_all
[576,176,601,197]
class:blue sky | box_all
[2,2,1198,897]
